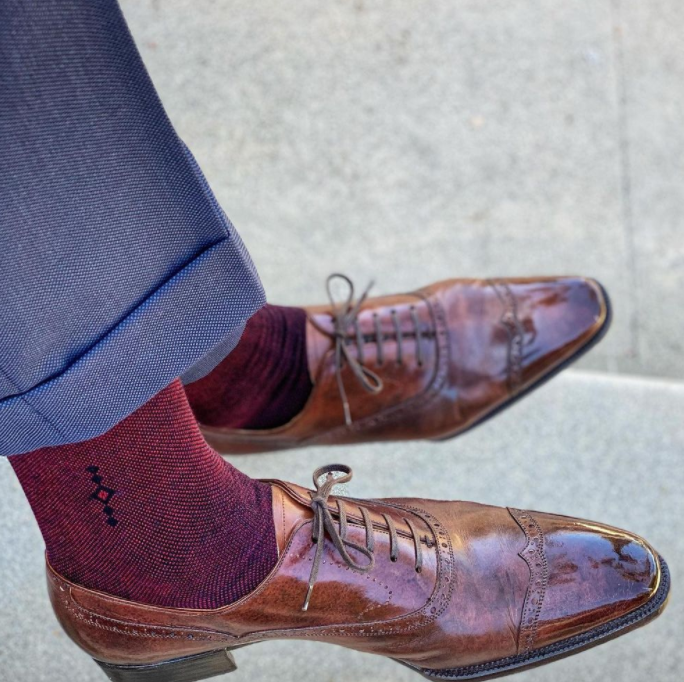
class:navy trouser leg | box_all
[0,0,264,455]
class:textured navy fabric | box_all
[0,0,264,455]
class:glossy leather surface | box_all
[201,276,608,454]
[49,476,661,673]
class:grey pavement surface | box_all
[2,2,683,682]
[118,0,683,380]
[1,370,682,681]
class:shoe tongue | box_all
[306,314,334,381]
[270,483,315,555]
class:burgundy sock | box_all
[9,380,277,609]
[185,304,313,429]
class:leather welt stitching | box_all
[59,589,229,643]
[508,508,549,654]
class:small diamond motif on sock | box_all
[86,466,119,527]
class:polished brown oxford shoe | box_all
[201,274,610,454]
[50,465,668,682]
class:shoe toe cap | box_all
[500,276,609,386]
[532,511,662,649]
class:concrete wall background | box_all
[121,0,683,380]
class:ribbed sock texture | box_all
[9,380,277,609]
[185,304,313,429]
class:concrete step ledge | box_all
[0,368,681,681]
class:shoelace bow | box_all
[303,464,424,611]
[308,273,434,426]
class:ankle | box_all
[185,304,313,429]
[11,380,277,608]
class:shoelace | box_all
[303,464,424,611]
[308,273,435,426]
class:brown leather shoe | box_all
[201,275,610,454]
[50,465,668,682]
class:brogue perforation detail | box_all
[268,502,454,641]
[325,504,454,638]
[508,508,549,654]
[491,281,524,391]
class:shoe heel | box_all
[95,648,237,682]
